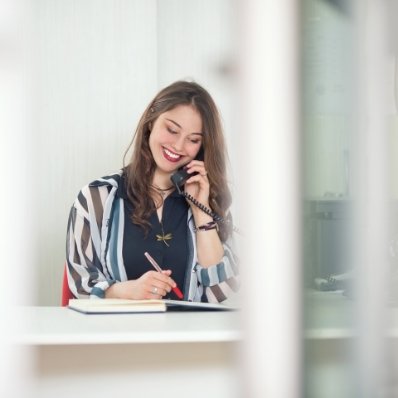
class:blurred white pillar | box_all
[239,1,301,397]
[352,0,390,396]
[0,0,34,396]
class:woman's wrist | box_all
[105,282,120,298]
[191,205,212,222]
[105,280,134,299]
[194,220,219,232]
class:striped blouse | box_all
[66,171,239,303]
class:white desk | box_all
[17,306,241,345]
[16,307,242,398]
[16,294,398,398]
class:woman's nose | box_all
[172,135,185,152]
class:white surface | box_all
[16,293,398,346]
[14,294,398,398]
[35,342,240,398]
[19,307,241,398]
[16,307,241,345]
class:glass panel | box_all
[301,1,356,396]
[302,0,398,396]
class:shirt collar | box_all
[116,173,129,199]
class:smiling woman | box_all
[66,81,239,303]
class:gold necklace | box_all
[154,188,173,246]
[156,220,172,246]
[154,185,174,198]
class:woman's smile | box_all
[162,147,183,163]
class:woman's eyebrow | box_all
[165,118,182,128]
[165,118,203,135]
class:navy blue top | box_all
[118,174,189,299]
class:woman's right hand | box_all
[105,270,176,300]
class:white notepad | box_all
[68,298,236,314]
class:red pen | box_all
[144,252,184,299]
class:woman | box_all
[66,81,239,303]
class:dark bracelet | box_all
[194,221,218,232]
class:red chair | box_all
[61,263,74,306]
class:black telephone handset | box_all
[170,148,223,223]
[170,167,195,195]
[170,154,240,234]
[170,148,203,194]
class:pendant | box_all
[156,233,173,247]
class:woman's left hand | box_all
[183,160,210,209]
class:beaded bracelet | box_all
[193,221,218,232]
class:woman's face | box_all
[149,104,203,175]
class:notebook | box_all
[68,298,236,314]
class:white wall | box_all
[31,0,237,305]
[157,0,238,168]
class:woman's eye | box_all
[167,127,178,134]
[190,139,201,144]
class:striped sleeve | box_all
[66,184,116,299]
[195,235,240,303]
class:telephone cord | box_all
[182,191,241,234]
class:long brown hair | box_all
[123,80,232,241]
